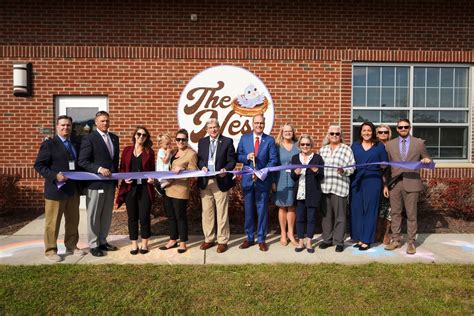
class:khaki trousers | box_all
[200,178,230,244]
[44,192,80,255]
[389,181,419,243]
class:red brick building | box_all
[1,0,473,209]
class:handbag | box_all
[153,179,166,197]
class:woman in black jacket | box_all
[291,134,324,253]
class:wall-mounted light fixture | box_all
[13,63,32,96]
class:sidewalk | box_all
[1,209,473,265]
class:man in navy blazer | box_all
[237,114,278,251]
[197,118,237,253]
[34,115,83,262]
[78,111,120,257]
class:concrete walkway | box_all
[1,209,473,265]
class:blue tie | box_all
[64,140,76,160]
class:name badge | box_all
[208,161,215,172]
[137,178,143,185]
[68,161,75,170]
[98,189,104,194]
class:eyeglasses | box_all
[377,131,389,134]
[176,138,188,142]
[136,132,148,138]
[329,132,341,136]
[397,125,410,130]
[254,122,264,125]
[300,143,311,147]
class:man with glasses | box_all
[197,118,236,253]
[384,118,431,254]
[237,114,278,251]
[78,111,120,257]
[34,115,84,262]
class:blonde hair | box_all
[157,133,171,147]
[275,123,297,146]
[322,125,345,146]
[376,124,392,140]
[297,134,314,148]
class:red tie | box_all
[254,136,260,156]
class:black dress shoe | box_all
[335,245,344,252]
[130,248,139,255]
[90,247,104,257]
[353,243,361,248]
[159,243,178,250]
[359,244,370,251]
[307,247,315,254]
[295,247,305,253]
[139,248,149,254]
[99,243,118,251]
[177,248,187,254]
[318,242,332,249]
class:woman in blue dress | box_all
[273,124,299,246]
[350,121,388,250]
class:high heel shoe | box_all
[130,248,139,255]
[359,244,370,251]
[139,247,149,254]
[177,248,187,254]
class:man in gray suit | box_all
[383,118,431,254]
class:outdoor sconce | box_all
[13,63,32,96]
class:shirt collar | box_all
[57,135,68,142]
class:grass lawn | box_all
[1,263,472,314]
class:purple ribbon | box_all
[59,161,434,186]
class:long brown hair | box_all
[132,126,153,149]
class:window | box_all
[352,65,471,161]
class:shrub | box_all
[0,173,20,214]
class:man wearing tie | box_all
[197,118,236,253]
[237,114,278,251]
[78,111,120,257]
[34,115,83,262]
[383,118,431,254]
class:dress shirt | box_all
[319,143,355,197]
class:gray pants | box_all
[321,194,347,246]
[86,187,115,248]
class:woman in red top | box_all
[116,126,155,255]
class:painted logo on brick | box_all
[178,65,274,150]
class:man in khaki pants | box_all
[197,119,236,253]
[384,119,431,254]
[34,115,84,262]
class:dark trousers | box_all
[322,194,347,246]
[295,200,316,239]
[164,195,188,242]
[126,187,151,240]
[243,187,269,243]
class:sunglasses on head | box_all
[397,125,410,130]
[377,131,389,134]
[176,137,188,142]
[329,132,341,136]
[300,143,311,147]
[136,132,147,138]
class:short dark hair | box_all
[397,118,410,126]
[56,115,72,124]
[358,121,378,144]
[132,126,153,149]
[176,128,189,139]
[95,111,109,118]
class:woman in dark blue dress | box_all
[350,121,388,250]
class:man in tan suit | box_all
[383,119,431,254]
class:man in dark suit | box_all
[384,118,431,254]
[197,118,236,253]
[34,115,83,262]
[237,114,278,251]
[78,111,120,257]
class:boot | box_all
[382,219,391,245]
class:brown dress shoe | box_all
[406,243,416,255]
[384,240,401,251]
[216,243,228,253]
[199,241,215,250]
[258,242,268,252]
[239,240,254,249]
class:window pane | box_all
[440,127,466,146]
[353,67,366,86]
[396,87,408,107]
[454,88,468,108]
[382,67,395,86]
[353,87,366,107]
[367,87,380,107]
[367,67,380,86]
[440,68,454,87]
[454,68,468,87]
[439,111,468,123]
[440,88,454,107]
[440,148,464,159]
[414,68,425,87]
[414,127,438,147]
[413,88,425,107]
[353,110,379,123]
[413,110,438,123]
[426,87,439,107]
[426,68,440,87]
[396,67,409,87]
[382,110,408,123]
[381,88,394,107]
